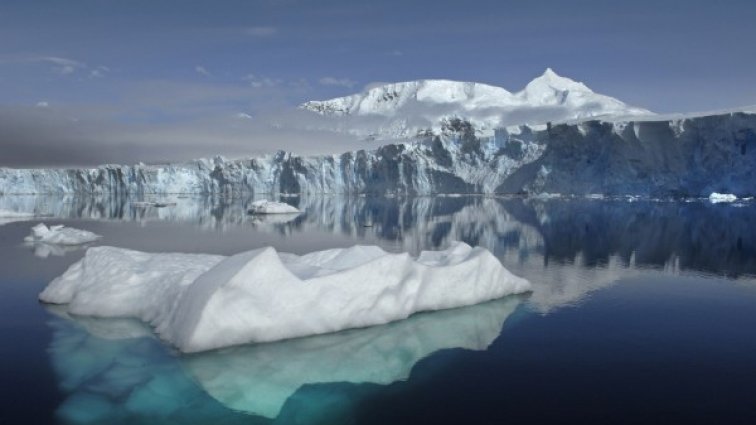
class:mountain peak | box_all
[521,68,591,95]
[300,70,652,139]
[542,67,559,78]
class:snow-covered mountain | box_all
[300,68,653,139]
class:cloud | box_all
[242,26,277,37]
[35,101,50,108]
[243,74,282,88]
[89,65,110,78]
[0,55,107,78]
[195,65,210,77]
[38,56,87,75]
[0,78,380,167]
[318,77,357,88]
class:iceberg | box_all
[709,192,738,203]
[24,223,102,245]
[39,242,530,352]
[247,199,300,214]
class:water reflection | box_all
[29,193,756,423]
[46,297,521,423]
[6,194,755,276]
[3,195,754,266]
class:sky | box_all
[1,0,756,167]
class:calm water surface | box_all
[1,195,755,424]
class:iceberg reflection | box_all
[46,297,521,423]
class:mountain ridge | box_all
[299,69,653,139]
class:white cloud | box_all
[0,56,108,78]
[35,101,50,108]
[388,50,403,56]
[318,77,357,88]
[243,26,277,37]
[89,65,110,78]
[38,56,87,75]
[243,73,282,88]
[195,65,211,77]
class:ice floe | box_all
[709,192,738,203]
[247,200,300,214]
[24,223,102,245]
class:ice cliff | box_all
[2,112,755,197]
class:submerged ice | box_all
[46,296,520,422]
[40,242,530,352]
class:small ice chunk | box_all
[248,200,300,214]
[585,194,605,200]
[40,242,530,353]
[708,192,738,203]
[24,223,102,245]
[0,209,37,226]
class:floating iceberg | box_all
[247,200,300,214]
[24,223,102,245]
[709,192,738,203]
[40,242,530,352]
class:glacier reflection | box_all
[11,194,756,311]
[46,297,521,423]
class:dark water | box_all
[1,195,756,425]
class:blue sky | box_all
[1,0,756,165]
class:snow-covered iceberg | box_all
[40,242,530,352]
[25,223,102,245]
[247,199,300,214]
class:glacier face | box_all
[0,129,546,196]
[300,68,652,139]
[501,112,756,197]
[1,112,755,197]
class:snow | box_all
[24,223,102,245]
[247,200,300,214]
[300,68,653,140]
[39,241,530,353]
[709,192,738,203]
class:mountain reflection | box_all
[46,297,521,423]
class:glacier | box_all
[2,111,755,197]
[40,242,530,352]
